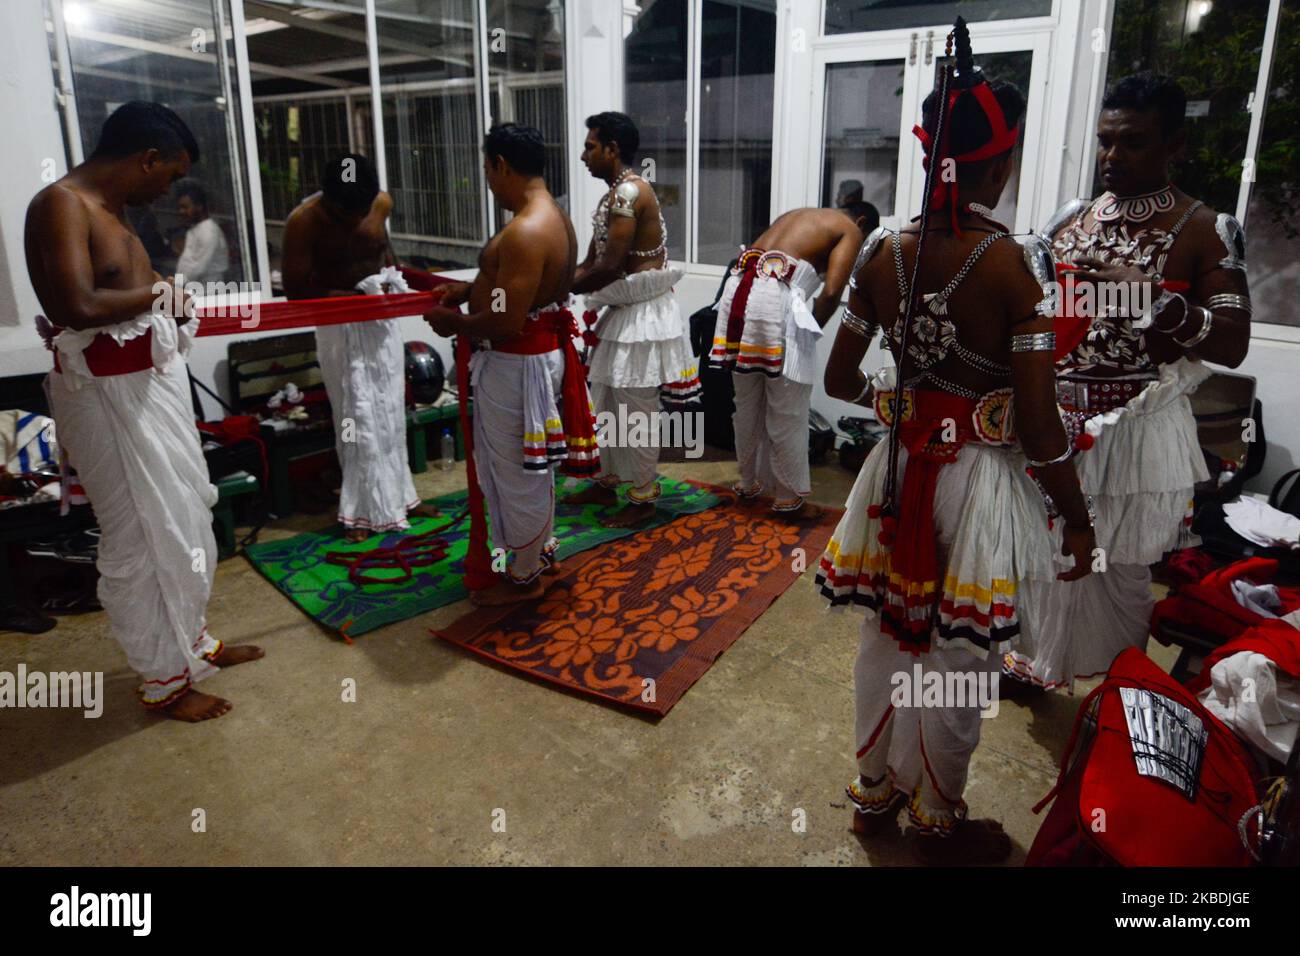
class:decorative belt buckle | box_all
[757,251,793,282]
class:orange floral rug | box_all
[432,487,839,716]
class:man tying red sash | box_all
[425,123,598,606]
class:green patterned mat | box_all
[244,477,723,637]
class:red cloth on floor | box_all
[1151,557,1300,647]
[1186,619,1300,694]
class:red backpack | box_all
[1027,647,1260,866]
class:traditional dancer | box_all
[565,112,698,527]
[817,24,1095,863]
[24,101,263,721]
[281,153,436,541]
[424,123,599,605]
[1004,72,1251,692]
[709,204,876,519]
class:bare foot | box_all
[564,483,620,507]
[603,501,657,528]
[211,644,265,668]
[850,792,907,838]
[162,689,232,722]
[913,817,1012,865]
[408,502,442,519]
[345,527,370,543]
[775,501,824,522]
[543,556,564,576]
[470,577,546,606]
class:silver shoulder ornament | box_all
[610,180,640,219]
[1215,213,1247,273]
[1038,198,1089,243]
[1021,234,1059,317]
[848,225,890,294]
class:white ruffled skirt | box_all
[586,268,697,390]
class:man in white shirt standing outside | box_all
[174,179,229,284]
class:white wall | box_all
[0,1,71,379]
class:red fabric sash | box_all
[880,390,979,653]
[51,328,155,377]
[716,250,763,368]
[456,309,600,591]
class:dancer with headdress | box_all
[1004,73,1252,692]
[817,20,1095,863]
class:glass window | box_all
[625,0,689,261]
[376,0,482,270]
[825,1,1052,35]
[1102,0,1269,214]
[1246,0,1300,327]
[485,0,569,226]
[820,60,907,217]
[696,0,776,265]
[974,49,1031,227]
[246,1,373,282]
[52,0,257,284]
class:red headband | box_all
[912,81,1019,233]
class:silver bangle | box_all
[1027,444,1073,469]
[1150,291,1189,334]
[1205,293,1252,316]
[1010,331,1056,353]
[841,307,879,340]
[1174,306,1214,348]
[853,379,873,404]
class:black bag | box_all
[691,261,738,451]
[1271,468,1300,519]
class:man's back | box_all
[753,208,855,274]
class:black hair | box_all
[920,78,1025,175]
[842,200,879,231]
[90,101,200,163]
[320,153,380,212]
[175,179,209,210]
[585,111,640,163]
[483,123,547,177]
[1102,71,1186,139]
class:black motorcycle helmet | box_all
[404,341,445,406]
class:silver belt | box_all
[1055,375,1156,411]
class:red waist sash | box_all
[880,389,981,653]
[457,308,600,591]
[51,328,155,377]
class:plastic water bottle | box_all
[439,428,456,471]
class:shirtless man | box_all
[425,123,594,605]
[564,112,698,527]
[24,101,262,721]
[281,153,436,541]
[1004,72,1252,692]
[709,204,875,519]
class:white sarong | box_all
[315,315,419,532]
[716,255,822,508]
[1006,359,1211,690]
[48,312,222,706]
[470,345,564,583]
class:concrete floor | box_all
[0,452,1178,866]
